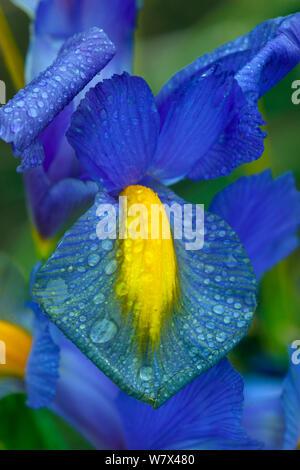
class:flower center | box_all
[0,320,32,378]
[115,185,179,351]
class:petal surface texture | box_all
[210,170,300,279]
[33,186,257,407]
[151,67,242,182]
[25,304,60,409]
[0,27,115,171]
[157,14,300,107]
[67,73,160,192]
[25,166,98,239]
[27,0,137,81]
[117,359,261,450]
[154,14,300,181]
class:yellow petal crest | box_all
[115,185,179,352]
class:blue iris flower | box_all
[0,254,260,449]
[9,0,138,240]
[1,14,300,407]
[29,317,261,450]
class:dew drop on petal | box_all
[90,318,117,343]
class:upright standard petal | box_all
[117,359,261,450]
[33,184,257,408]
[27,0,137,80]
[157,14,300,107]
[150,67,242,182]
[67,73,160,192]
[0,27,115,171]
[210,170,300,279]
[154,14,300,181]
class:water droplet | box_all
[93,293,105,305]
[140,366,153,381]
[213,304,224,314]
[105,260,117,275]
[90,318,117,343]
[28,107,38,117]
[216,332,226,342]
[88,253,100,267]
[102,239,113,251]
[205,265,215,273]
[46,278,68,304]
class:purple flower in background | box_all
[10,0,139,241]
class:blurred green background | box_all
[0,0,299,449]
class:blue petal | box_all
[67,73,160,192]
[150,67,244,182]
[27,0,137,81]
[25,167,98,239]
[28,264,124,447]
[52,334,124,449]
[157,14,300,108]
[242,375,284,450]
[210,170,300,279]
[154,14,300,181]
[0,27,115,171]
[281,348,300,449]
[236,14,300,101]
[25,303,60,409]
[187,98,266,180]
[117,359,261,450]
[33,184,257,407]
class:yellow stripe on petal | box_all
[0,320,32,378]
[115,185,179,351]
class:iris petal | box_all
[67,73,160,192]
[33,184,256,407]
[281,349,300,449]
[151,67,240,182]
[117,359,261,450]
[154,14,300,181]
[210,170,300,279]
[27,0,137,81]
[25,303,60,409]
[242,376,284,449]
[157,14,300,108]
[0,27,115,171]
[25,166,98,239]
